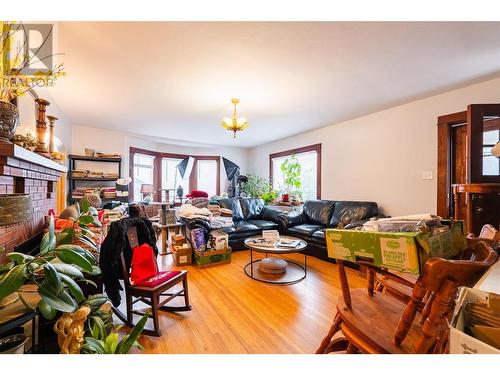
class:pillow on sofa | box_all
[240,198,264,220]
[302,200,336,226]
[329,201,378,227]
[217,198,244,221]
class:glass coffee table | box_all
[243,235,308,285]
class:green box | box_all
[194,247,232,268]
[326,221,466,275]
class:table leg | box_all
[250,249,253,278]
[304,254,307,277]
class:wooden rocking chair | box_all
[112,227,192,337]
[316,241,497,354]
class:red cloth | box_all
[186,190,208,198]
[130,243,181,287]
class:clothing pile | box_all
[179,204,212,220]
[186,197,209,208]
[207,204,221,216]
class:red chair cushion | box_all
[130,243,182,287]
[137,270,182,287]
[130,243,159,285]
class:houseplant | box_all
[280,154,302,202]
[241,174,279,203]
[0,22,66,142]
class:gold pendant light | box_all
[221,98,249,138]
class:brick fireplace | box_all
[0,143,67,261]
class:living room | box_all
[1,1,500,373]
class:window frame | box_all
[129,147,221,202]
[269,143,322,200]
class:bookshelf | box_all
[67,154,128,206]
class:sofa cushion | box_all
[247,220,279,230]
[233,220,260,232]
[303,200,336,226]
[240,198,264,220]
[329,201,378,227]
[312,229,326,241]
[218,198,244,221]
[288,224,325,238]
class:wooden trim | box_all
[129,147,222,201]
[467,104,500,183]
[269,143,322,199]
[437,111,467,125]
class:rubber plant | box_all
[0,207,101,320]
[280,154,302,201]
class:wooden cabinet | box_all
[437,104,500,234]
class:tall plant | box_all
[280,154,302,199]
[241,174,278,203]
[0,207,101,319]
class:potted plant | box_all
[240,174,279,204]
[0,22,66,143]
[280,154,302,202]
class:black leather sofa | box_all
[278,200,380,261]
[217,197,283,250]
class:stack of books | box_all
[102,187,117,198]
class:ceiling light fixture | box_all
[221,98,249,138]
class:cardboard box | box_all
[449,287,500,354]
[194,246,232,268]
[172,243,192,266]
[208,230,229,250]
[172,234,186,246]
[325,220,466,275]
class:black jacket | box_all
[99,217,158,306]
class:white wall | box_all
[70,125,250,195]
[248,77,500,216]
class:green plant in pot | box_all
[280,154,302,202]
[240,174,279,204]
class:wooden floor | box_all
[136,250,366,354]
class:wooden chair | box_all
[316,241,497,354]
[112,227,192,337]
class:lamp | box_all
[221,98,249,138]
[140,184,155,205]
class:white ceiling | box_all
[50,22,500,148]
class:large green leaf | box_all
[117,313,148,354]
[80,199,89,214]
[51,263,84,279]
[0,262,14,273]
[6,252,34,263]
[82,337,105,354]
[59,273,84,303]
[0,264,27,301]
[56,228,75,245]
[37,299,57,320]
[43,263,62,293]
[78,215,94,225]
[56,246,93,272]
[104,332,119,354]
[40,215,56,255]
[62,244,97,265]
[38,284,77,313]
[78,235,97,252]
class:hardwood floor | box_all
[137,250,366,354]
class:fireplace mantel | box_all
[0,143,67,260]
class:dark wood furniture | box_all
[67,154,127,207]
[316,241,497,354]
[437,104,500,234]
[451,183,500,235]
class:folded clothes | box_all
[207,204,221,216]
[186,197,209,208]
[179,204,212,220]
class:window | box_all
[270,144,321,201]
[130,147,221,202]
[132,153,155,201]
[196,159,218,197]
[161,157,189,203]
[483,129,499,176]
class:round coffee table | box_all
[243,235,308,285]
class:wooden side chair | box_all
[112,227,192,337]
[316,241,497,354]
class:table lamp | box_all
[140,184,155,205]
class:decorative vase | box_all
[34,98,51,156]
[0,100,19,143]
[47,115,58,156]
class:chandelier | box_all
[221,98,249,138]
